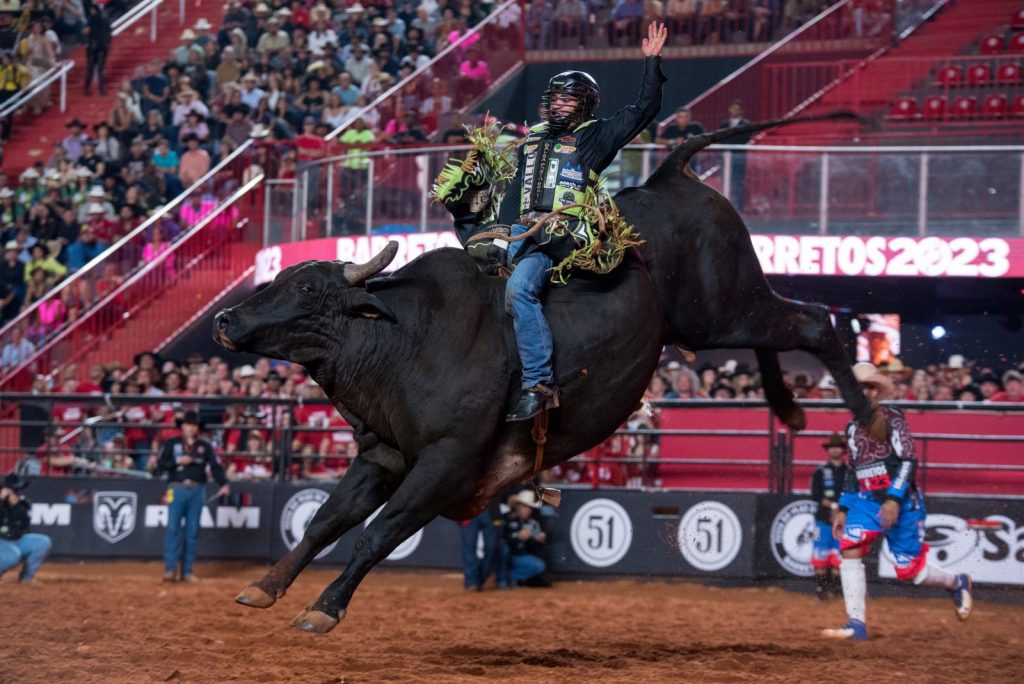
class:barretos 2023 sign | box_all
[254,233,1024,285]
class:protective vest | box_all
[519,121,600,218]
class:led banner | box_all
[750,234,1024,278]
[255,233,1024,285]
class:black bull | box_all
[213,113,880,633]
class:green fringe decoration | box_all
[430,119,517,216]
[548,183,645,285]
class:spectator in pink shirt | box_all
[178,193,216,229]
[458,48,491,102]
[142,225,176,282]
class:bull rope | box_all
[465,202,607,247]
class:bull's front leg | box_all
[291,438,479,634]
[236,443,405,609]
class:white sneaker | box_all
[952,574,973,621]
[822,619,868,641]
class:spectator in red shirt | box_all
[33,431,75,475]
[989,371,1023,402]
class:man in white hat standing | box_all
[823,362,972,641]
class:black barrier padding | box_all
[25,476,273,560]
[20,478,1024,586]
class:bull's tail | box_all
[651,110,865,181]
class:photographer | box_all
[503,489,551,588]
[0,473,52,583]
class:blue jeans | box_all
[505,243,555,389]
[459,511,501,588]
[0,533,52,581]
[164,483,206,575]
[510,553,546,582]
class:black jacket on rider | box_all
[498,57,666,265]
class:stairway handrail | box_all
[0,59,74,119]
[0,172,265,387]
[324,0,518,141]
[0,140,255,343]
[111,0,164,40]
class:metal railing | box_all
[0,141,258,390]
[0,59,74,118]
[325,0,524,143]
[1,395,1021,495]
[0,177,263,392]
[287,142,1024,241]
[111,0,164,42]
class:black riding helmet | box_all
[541,70,600,132]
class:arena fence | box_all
[18,477,1024,586]
[1,394,1021,498]
[287,143,1024,242]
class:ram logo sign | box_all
[93,491,137,544]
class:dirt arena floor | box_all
[2,562,1022,683]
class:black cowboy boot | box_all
[506,384,557,422]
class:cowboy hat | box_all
[250,123,271,139]
[821,432,847,449]
[254,2,271,14]
[66,118,85,128]
[88,185,105,197]
[3,239,18,251]
[0,187,14,198]
[2,473,29,491]
[345,2,366,13]
[194,17,212,30]
[180,28,196,40]
[852,362,895,398]
[880,357,912,379]
[74,166,94,178]
[511,489,541,509]
[175,410,203,428]
[19,167,40,180]
[946,354,965,370]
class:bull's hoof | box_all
[864,410,888,442]
[291,607,344,634]
[235,584,277,609]
[780,404,807,432]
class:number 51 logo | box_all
[570,499,634,568]
[677,501,743,572]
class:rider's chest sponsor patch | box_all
[559,162,584,183]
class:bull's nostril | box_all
[215,311,231,332]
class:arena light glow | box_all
[931,325,947,340]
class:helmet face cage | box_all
[542,71,600,130]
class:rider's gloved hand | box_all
[482,239,509,275]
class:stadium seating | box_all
[967,64,993,86]
[936,65,963,86]
[1014,94,1024,116]
[981,34,1005,54]
[951,95,978,118]
[923,95,947,119]
[1013,7,1024,30]
[890,96,918,119]
[1011,32,1024,53]
[983,93,1009,117]
[997,62,1022,84]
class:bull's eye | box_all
[300,284,314,295]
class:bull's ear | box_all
[346,290,397,322]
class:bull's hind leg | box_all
[291,438,477,633]
[236,445,405,609]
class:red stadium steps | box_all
[2,0,219,174]
[73,240,258,378]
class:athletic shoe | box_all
[182,574,199,583]
[162,572,176,582]
[821,619,868,641]
[952,573,973,621]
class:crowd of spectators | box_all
[524,0,841,50]
[8,347,1021,487]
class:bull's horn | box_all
[343,241,399,285]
